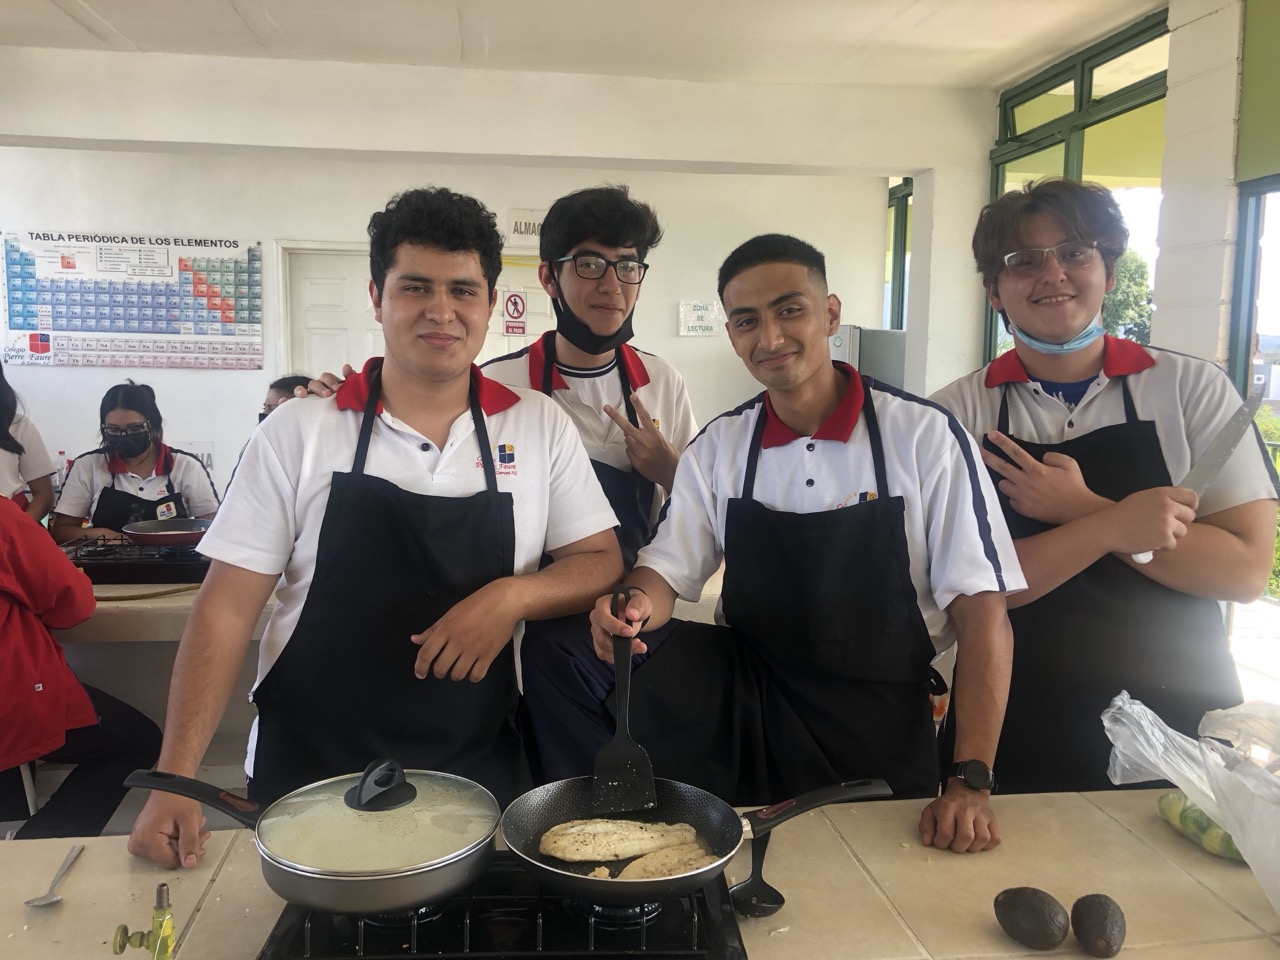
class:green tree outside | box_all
[1103,249,1153,344]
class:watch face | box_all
[959,760,994,790]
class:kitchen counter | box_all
[55,584,273,644]
[50,584,274,738]
[2,789,1276,959]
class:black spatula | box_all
[592,588,658,815]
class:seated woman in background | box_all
[0,362,55,523]
[50,381,220,544]
[0,495,163,838]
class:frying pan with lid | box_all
[125,759,500,913]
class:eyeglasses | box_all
[553,254,649,284]
[102,423,150,438]
[1002,240,1098,278]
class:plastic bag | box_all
[1102,691,1280,914]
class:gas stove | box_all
[256,852,748,959]
[61,536,211,584]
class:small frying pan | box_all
[501,775,890,907]
[121,518,212,547]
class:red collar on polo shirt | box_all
[983,335,1156,388]
[525,331,653,392]
[106,442,174,475]
[761,361,864,449]
[335,357,521,417]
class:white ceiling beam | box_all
[229,0,284,49]
[49,0,139,51]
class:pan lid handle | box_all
[344,758,417,811]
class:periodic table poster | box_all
[3,230,264,369]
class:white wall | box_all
[0,46,997,494]
[1,147,891,493]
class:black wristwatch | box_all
[950,759,996,792]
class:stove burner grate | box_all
[257,852,746,959]
[61,536,211,583]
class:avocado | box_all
[993,886,1069,950]
[1071,893,1126,958]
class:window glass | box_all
[1012,80,1075,135]
[1000,142,1066,195]
[1091,35,1169,99]
[1082,100,1166,344]
[1250,193,1279,414]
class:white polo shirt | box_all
[483,332,697,525]
[199,359,618,777]
[1,414,54,499]
[639,363,1025,655]
[930,337,1280,517]
[53,443,220,521]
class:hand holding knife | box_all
[1131,390,1264,564]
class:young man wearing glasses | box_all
[485,186,697,782]
[484,185,697,570]
[931,177,1279,793]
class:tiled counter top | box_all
[2,790,1277,959]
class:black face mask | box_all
[550,295,636,356]
[258,411,268,423]
[104,432,151,459]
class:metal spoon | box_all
[24,844,85,907]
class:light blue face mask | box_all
[1007,312,1104,355]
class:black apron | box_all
[250,365,529,807]
[954,378,1240,793]
[540,338,656,569]
[625,382,941,805]
[90,456,188,531]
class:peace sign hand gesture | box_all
[603,392,680,491]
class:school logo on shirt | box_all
[155,501,177,520]
[837,490,879,508]
[478,443,518,475]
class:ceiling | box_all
[3,0,1167,90]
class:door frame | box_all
[275,240,368,374]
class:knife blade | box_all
[1132,390,1264,563]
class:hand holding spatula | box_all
[592,588,658,815]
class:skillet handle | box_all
[123,769,262,829]
[741,778,892,837]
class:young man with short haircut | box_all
[543,234,1025,853]
[128,188,620,869]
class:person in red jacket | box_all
[0,496,162,838]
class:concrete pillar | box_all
[1153,0,1244,363]
[906,165,991,395]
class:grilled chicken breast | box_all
[538,819,698,862]
[616,841,718,879]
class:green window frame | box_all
[887,178,912,331]
[1229,173,1280,395]
[985,10,1169,361]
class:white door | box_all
[286,253,553,375]
[286,251,380,379]
[481,261,554,364]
